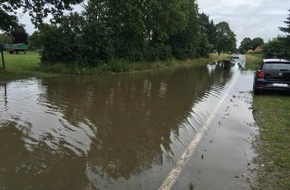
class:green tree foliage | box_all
[0,34,13,44]
[279,10,290,37]
[251,37,264,50]
[10,25,28,44]
[0,0,83,31]
[28,31,42,49]
[263,37,288,58]
[198,13,216,52]
[215,22,236,54]
[239,37,264,53]
[197,33,211,58]
[262,10,290,59]
[239,37,252,53]
[41,0,212,65]
[39,14,88,65]
[168,0,200,59]
[279,9,290,57]
[0,9,18,31]
[39,0,237,67]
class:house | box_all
[253,45,263,53]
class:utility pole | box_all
[1,43,5,71]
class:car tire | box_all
[253,88,260,95]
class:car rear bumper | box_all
[254,80,290,92]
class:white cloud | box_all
[198,0,290,46]
[18,12,36,35]
[13,0,290,48]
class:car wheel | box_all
[253,88,260,95]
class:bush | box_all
[145,43,172,61]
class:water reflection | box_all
[0,82,8,110]
[0,63,233,189]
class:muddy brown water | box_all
[0,60,258,190]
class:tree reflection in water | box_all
[0,64,232,189]
[0,121,89,190]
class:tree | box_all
[39,0,223,67]
[0,34,13,44]
[40,14,88,65]
[263,37,287,58]
[0,0,83,31]
[197,33,211,57]
[279,9,290,57]
[215,22,237,54]
[279,10,290,37]
[10,25,28,44]
[28,31,42,49]
[168,0,200,59]
[0,9,18,31]
[239,37,252,53]
[251,37,264,50]
[198,13,216,52]
[144,0,191,60]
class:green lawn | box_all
[1,51,229,76]
[0,51,61,80]
[253,94,290,189]
[3,51,41,72]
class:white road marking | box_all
[158,64,243,190]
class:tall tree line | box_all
[238,37,264,54]
[1,0,238,66]
[37,0,236,66]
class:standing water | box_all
[0,61,257,190]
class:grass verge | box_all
[0,51,59,81]
[252,94,290,190]
[245,53,263,70]
[1,51,229,79]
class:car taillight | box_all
[257,70,265,78]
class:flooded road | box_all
[0,57,258,190]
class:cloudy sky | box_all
[198,0,290,46]
[19,0,290,47]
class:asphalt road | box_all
[159,55,259,190]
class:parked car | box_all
[253,58,290,95]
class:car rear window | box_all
[263,62,290,70]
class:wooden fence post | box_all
[1,44,5,71]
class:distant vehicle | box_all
[253,58,290,95]
[230,55,239,64]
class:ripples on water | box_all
[0,63,236,189]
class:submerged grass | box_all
[252,94,290,190]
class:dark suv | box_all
[253,58,290,95]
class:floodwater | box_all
[0,58,258,190]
